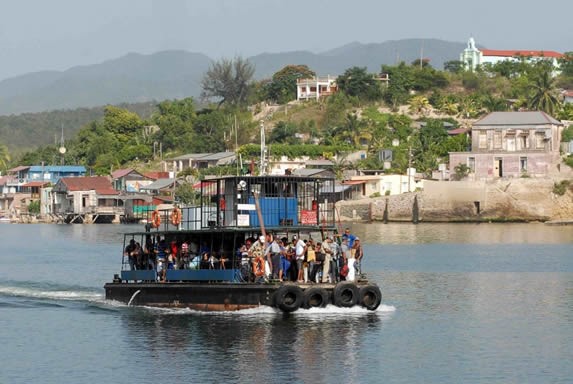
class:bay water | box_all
[1,223,572,384]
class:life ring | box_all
[332,281,359,307]
[170,207,182,226]
[151,210,161,228]
[358,285,382,311]
[302,287,330,309]
[274,285,303,312]
[253,256,265,277]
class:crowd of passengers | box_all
[124,228,364,283]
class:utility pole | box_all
[408,145,412,192]
[260,120,266,176]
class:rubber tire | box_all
[332,281,359,308]
[358,285,382,310]
[274,285,304,312]
[302,287,330,309]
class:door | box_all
[494,158,503,178]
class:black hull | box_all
[104,281,381,312]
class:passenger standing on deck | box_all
[322,236,336,283]
[321,237,332,283]
[342,228,356,249]
[124,239,137,270]
[353,237,364,275]
[294,235,306,283]
[265,233,282,280]
[156,238,168,282]
[346,247,356,282]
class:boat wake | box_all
[136,303,396,317]
[0,283,103,304]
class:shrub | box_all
[553,180,571,196]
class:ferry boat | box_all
[104,175,381,312]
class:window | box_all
[468,157,475,172]
[535,132,545,149]
[478,132,487,149]
[520,134,528,150]
[493,131,502,149]
[520,157,527,172]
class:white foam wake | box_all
[136,303,396,316]
[0,285,103,302]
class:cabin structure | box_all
[449,111,564,180]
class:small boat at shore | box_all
[104,175,381,312]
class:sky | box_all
[0,0,572,81]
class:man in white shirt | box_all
[293,235,306,282]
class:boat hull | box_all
[104,281,381,312]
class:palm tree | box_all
[528,69,561,116]
[408,96,431,115]
[0,143,10,172]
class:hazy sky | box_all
[1,0,572,81]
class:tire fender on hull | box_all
[274,285,304,312]
[358,285,382,310]
[332,281,359,307]
[302,287,330,309]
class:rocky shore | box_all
[336,178,573,224]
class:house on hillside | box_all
[51,176,122,223]
[460,37,563,72]
[164,152,236,173]
[297,76,338,101]
[449,111,564,179]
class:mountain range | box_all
[0,38,466,116]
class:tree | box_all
[382,63,414,109]
[0,142,10,172]
[265,65,315,104]
[201,56,255,108]
[336,67,382,101]
[528,67,561,115]
[444,60,464,73]
[102,106,144,141]
[409,96,431,115]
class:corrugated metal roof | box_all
[474,112,562,127]
[140,178,179,190]
[197,152,236,161]
[170,153,211,161]
[8,166,30,172]
[59,176,118,194]
[111,168,135,179]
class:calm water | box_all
[1,223,572,384]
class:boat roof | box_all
[125,225,338,238]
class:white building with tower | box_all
[460,37,563,72]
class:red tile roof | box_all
[22,181,49,187]
[60,176,118,195]
[143,171,170,180]
[111,168,134,179]
[447,128,469,135]
[481,49,563,58]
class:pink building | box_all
[449,112,563,179]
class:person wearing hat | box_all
[353,237,363,275]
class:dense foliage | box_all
[8,54,573,178]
